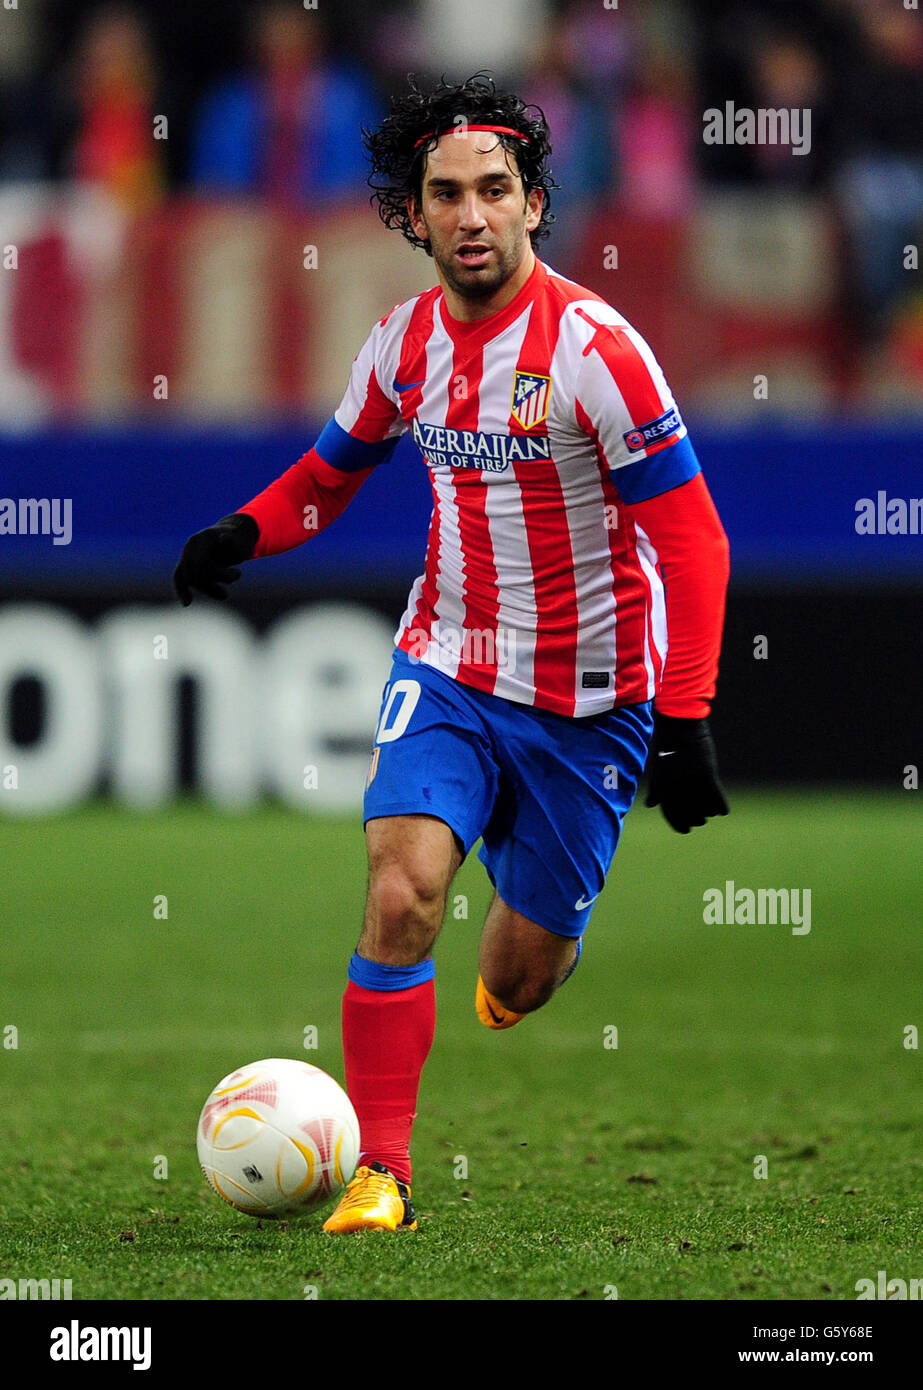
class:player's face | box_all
[409,132,543,304]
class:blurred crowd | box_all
[0,0,921,362]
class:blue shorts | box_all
[362,648,653,938]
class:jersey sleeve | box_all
[573,311,701,504]
[312,317,407,474]
[242,447,376,558]
[630,473,730,717]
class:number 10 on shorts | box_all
[375,679,421,744]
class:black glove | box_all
[645,712,729,834]
[173,513,259,606]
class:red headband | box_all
[414,124,531,149]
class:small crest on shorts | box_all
[511,372,551,430]
[366,746,380,788]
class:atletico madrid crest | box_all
[510,372,551,430]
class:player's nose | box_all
[457,194,488,229]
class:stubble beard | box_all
[429,226,528,303]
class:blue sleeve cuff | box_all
[348,951,435,992]
[315,417,401,473]
[611,433,701,504]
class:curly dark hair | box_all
[364,73,556,256]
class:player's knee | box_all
[508,981,556,1015]
[363,865,446,961]
[485,940,579,1014]
[372,862,445,923]
[487,966,558,1016]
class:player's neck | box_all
[440,247,537,323]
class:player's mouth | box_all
[455,243,493,268]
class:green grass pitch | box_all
[2,792,921,1301]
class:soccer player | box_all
[174,75,730,1233]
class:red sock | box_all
[341,978,435,1186]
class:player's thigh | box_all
[478,890,577,1002]
[364,811,464,921]
[477,699,653,937]
[363,647,499,860]
[360,651,499,961]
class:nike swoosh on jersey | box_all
[393,377,426,393]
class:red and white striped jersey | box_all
[323,257,706,718]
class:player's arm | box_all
[575,315,730,832]
[614,456,730,720]
[627,470,730,833]
[174,324,404,605]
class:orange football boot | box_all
[323,1161,417,1233]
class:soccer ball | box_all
[196,1058,360,1217]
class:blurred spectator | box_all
[835,3,923,348]
[748,32,828,189]
[690,0,842,188]
[526,0,698,262]
[0,0,46,180]
[190,2,379,207]
[561,0,637,95]
[68,6,163,211]
[523,13,616,266]
[365,4,424,86]
[618,37,698,219]
[522,0,644,267]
